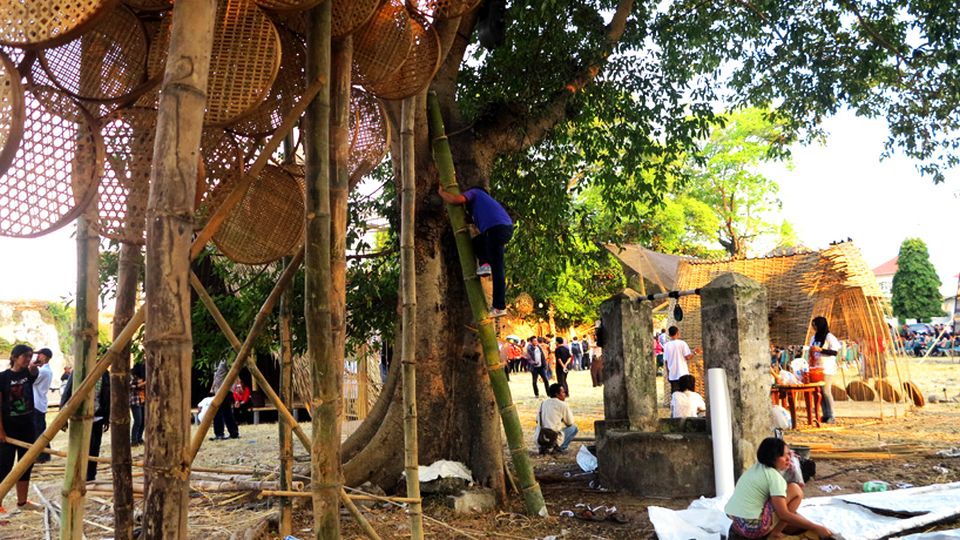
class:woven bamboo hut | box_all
[669,241,904,411]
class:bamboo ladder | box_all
[428,92,547,517]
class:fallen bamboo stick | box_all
[258,489,421,505]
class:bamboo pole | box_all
[0,76,324,506]
[399,95,425,539]
[186,251,306,462]
[330,33,351,427]
[61,187,99,540]
[427,92,547,517]
[110,241,141,540]
[279,253,295,536]
[142,1,217,535]
[305,2,339,538]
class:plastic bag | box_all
[576,444,598,472]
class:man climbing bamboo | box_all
[437,182,514,317]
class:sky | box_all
[1,109,958,305]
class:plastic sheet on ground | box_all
[896,529,960,540]
[576,444,597,472]
[408,460,473,482]
[648,482,960,540]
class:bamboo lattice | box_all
[352,0,413,86]
[0,50,24,181]
[98,107,156,243]
[0,0,116,49]
[349,88,390,184]
[365,14,441,101]
[408,0,482,21]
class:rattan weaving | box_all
[364,15,440,100]
[0,0,117,50]
[213,164,304,265]
[349,88,390,184]
[352,0,413,86]
[132,15,166,109]
[0,86,102,238]
[255,0,325,12]
[145,0,282,126]
[98,107,157,243]
[122,0,172,11]
[332,0,379,38]
[38,5,148,106]
[0,50,24,182]
[228,28,304,138]
[408,0,481,21]
[195,128,245,227]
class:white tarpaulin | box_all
[409,460,473,483]
[897,529,960,540]
[649,482,960,540]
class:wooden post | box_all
[142,0,216,536]
[399,96,424,539]
[61,191,99,540]
[110,241,141,540]
[278,255,295,537]
[428,92,547,516]
[305,2,340,537]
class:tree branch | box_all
[475,0,635,157]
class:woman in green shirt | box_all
[724,438,833,539]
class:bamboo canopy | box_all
[670,241,902,407]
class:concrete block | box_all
[446,488,497,514]
[597,429,715,498]
[599,289,657,431]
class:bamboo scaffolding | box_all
[0,77,324,505]
[399,95,425,539]
[428,92,547,517]
[61,182,99,540]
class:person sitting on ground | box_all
[437,182,514,318]
[725,437,834,539]
[534,383,578,454]
[670,374,706,418]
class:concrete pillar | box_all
[700,273,771,477]
[598,289,657,431]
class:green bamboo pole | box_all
[427,92,546,516]
[305,2,340,538]
[399,96,425,539]
[61,191,99,540]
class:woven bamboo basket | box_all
[195,129,245,227]
[212,164,305,265]
[332,0,380,38]
[0,0,117,50]
[254,0,325,13]
[122,0,172,11]
[352,0,413,86]
[37,5,149,106]
[408,0,481,21]
[0,86,102,238]
[0,50,24,182]
[348,88,390,184]
[364,14,441,101]
[98,107,157,244]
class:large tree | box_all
[891,238,944,323]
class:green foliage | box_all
[891,238,944,322]
[44,302,75,357]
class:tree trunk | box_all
[110,242,141,540]
[304,3,340,538]
[142,1,216,537]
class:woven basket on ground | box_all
[0,0,115,50]
[902,381,924,407]
[874,378,901,403]
[352,0,413,86]
[364,14,441,101]
[37,5,149,108]
[143,0,282,126]
[0,86,102,238]
[212,164,304,265]
[98,107,157,244]
[0,50,24,182]
[348,88,390,184]
[830,384,848,401]
[846,380,875,402]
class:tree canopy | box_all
[891,238,944,323]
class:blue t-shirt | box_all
[463,188,512,233]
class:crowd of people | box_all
[499,334,596,396]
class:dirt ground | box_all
[3,356,960,539]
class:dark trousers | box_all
[0,415,36,482]
[555,363,569,396]
[214,393,239,438]
[87,419,106,481]
[34,410,50,463]
[472,224,513,310]
[531,365,549,397]
[130,404,144,445]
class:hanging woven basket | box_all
[0,50,24,182]
[98,107,157,244]
[348,88,390,184]
[352,0,413,86]
[0,0,116,50]
[364,14,441,101]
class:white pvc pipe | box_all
[708,367,735,500]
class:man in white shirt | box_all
[32,347,54,463]
[671,374,706,418]
[663,326,700,394]
[535,383,578,453]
